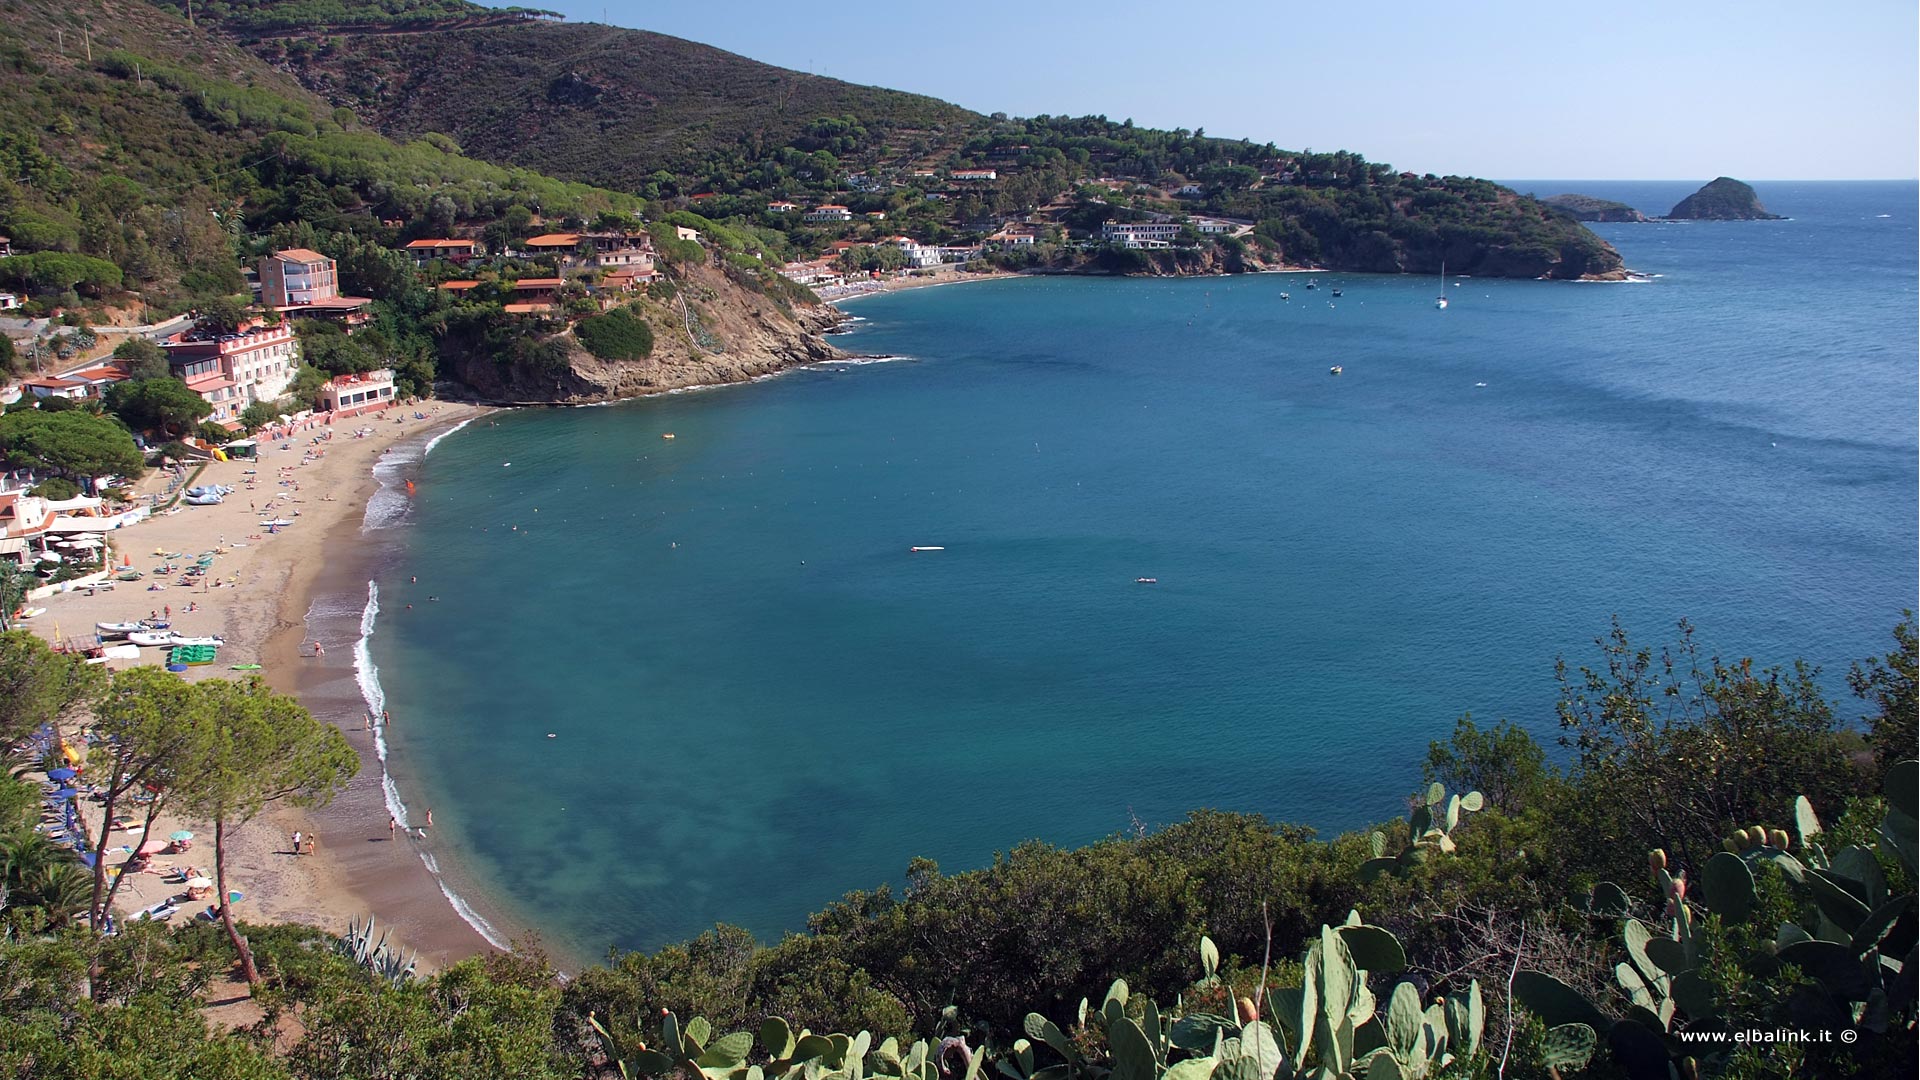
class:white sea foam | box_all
[816,354,910,366]
[422,416,476,457]
[348,578,509,951]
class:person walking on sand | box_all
[291,830,302,853]
[389,817,397,840]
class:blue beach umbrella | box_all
[47,767,77,781]
[170,830,195,842]
[48,787,80,800]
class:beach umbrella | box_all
[48,787,79,800]
[170,830,194,842]
[46,767,76,781]
[136,839,169,855]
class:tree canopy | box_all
[0,408,144,481]
[105,378,214,439]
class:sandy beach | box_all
[26,401,496,969]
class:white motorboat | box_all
[128,631,177,647]
[96,622,144,638]
[168,635,225,647]
[1435,261,1449,309]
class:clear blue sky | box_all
[498,0,1917,180]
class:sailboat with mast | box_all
[1434,260,1449,309]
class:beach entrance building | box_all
[315,369,397,415]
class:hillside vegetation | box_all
[178,0,1623,279]
[1,615,1915,1079]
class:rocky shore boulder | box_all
[1665,177,1785,220]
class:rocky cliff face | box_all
[441,262,844,405]
[1666,178,1784,220]
[1542,194,1649,223]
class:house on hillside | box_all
[595,248,655,272]
[597,266,655,297]
[260,249,372,330]
[520,233,583,259]
[25,363,132,401]
[805,205,852,223]
[403,238,478,265]
[511,278,565,303]
[0,292,19,311]
[985,226,1038,247]
[437,280,482,295]
[951,169,998,182]
[674,226,701,242]
[160,319,299,425]
[316,369,396,415]
[767,201,799,213]
[0,236,11,257]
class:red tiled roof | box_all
[23,378,73,389]
[513,278,564,289]
[522,233,581,247]
[271,248,330,263]
[185,375,237,392]
[405,238,475,249]
[65,366,129,382]
[439,280,481,290]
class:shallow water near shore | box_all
[367,181,1917,964]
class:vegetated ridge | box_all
[174,0,1626,281]
[0,0,842,404]
[1665,177,1785,221]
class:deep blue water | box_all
[368,181,1917,962]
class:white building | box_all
[951,169,998,182]
[160,320,300,425]
[804,205,853,222]
[1102,221,1185,246]
[315,368,396,415]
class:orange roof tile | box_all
[271,248,330,263]
[439,280,482,290]
[523,233,581,247]
[513,278,565,289]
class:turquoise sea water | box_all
[364,181,1917,963]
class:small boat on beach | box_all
[97,622,144,638]
[168,635,225,648]
[128,631,177,647]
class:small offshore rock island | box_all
[1665,177,1786,220]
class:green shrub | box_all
[573,307,654,361]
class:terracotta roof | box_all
[65,366,129,382]
[185,375,237,392]
[522,233,581,247]
[502,303,555,314]
[405,238,475,249]
[24,377,74,389]
[513,278,565,289]
[270,248,330,263]
[438,280,481,290]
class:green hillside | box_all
[171,1,1622,279]
[0,0,632,317]
[163,0,982,189]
